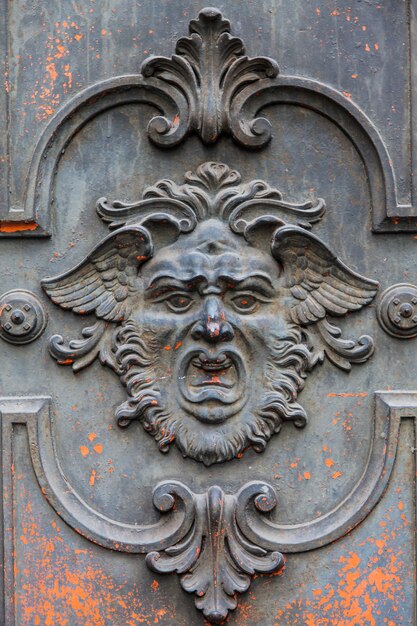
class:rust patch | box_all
[0,221,38,233]
[79,445,89,458]
[327,392,368,398]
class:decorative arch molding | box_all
[0,393,405,555]
[0,392,414,622]
[0,7,405,237]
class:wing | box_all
[42,226,153,322]
[271,226,379,325]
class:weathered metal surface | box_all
[377,282,417,338]
[1,2,417,624]
[0,289,47,344]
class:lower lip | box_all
[191,359,234,389]
[176,350,248,422]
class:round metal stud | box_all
[377,283,417,338]
[0,289,47,345]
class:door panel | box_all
[1,2,416,624]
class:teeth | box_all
[191,358,232,372]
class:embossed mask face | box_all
[111,220,316,465]
[42,162,378,466]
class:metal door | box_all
[1,2,416,624]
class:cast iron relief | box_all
[139,7,279,147]
[42,163,378,466]
[35,8,381,624]
[40,162,377,622]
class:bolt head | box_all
[399,303,413,318]
[11,309,25,325]
[23,323,31,331]
[4,322,12,331]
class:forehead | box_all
[141,219,280,283]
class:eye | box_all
[231,294,259,313]
[165,294,194,312]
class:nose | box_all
[191,296,234,343]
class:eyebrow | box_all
[146,273,275,293]
[146,275,205,293]
[220,273,275,289]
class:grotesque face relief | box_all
[42,162,378,465]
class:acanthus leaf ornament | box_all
[42,162,378,466]
[4,394,406,623]
[146,483,284,624]
[140,7,279,146]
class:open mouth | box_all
[189,354,237,389]
[177,349,248,422]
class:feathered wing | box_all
[42,226,153,322]
[271,226,379,325]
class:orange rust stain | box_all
[164,345,171,351]
[374,43,379,50]
[93,444,103,454]
[173,114,180,125]
[332,471,342,479]
[325,458,334,468]
[46,62,58,82]
[365,43,371,52]
[327,392,368,397]
[274,514,409,625]
[79,445,89,458]
[151,580,159,591]
[0,221,38,232]
[87,433,97,442]
[174,341,182,350]
[304,471,311,480]
[89,469,96,486]
[45,540,55,552]
[101,28,107,35]
[54,44,66,59]
[58,358,73,365]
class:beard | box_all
[111,320,316,465]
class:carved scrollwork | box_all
[48,322,110,371]
[1,394,410,622]
[147,483,284,624]
[42,162,378,466]
[140,7,279,147]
